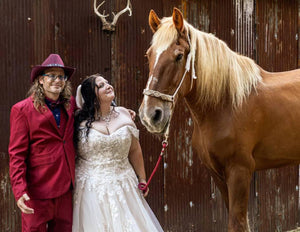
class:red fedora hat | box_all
[30,54,76,82]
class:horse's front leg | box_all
[209,169,229,209]
[226,164,253,232]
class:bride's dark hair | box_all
[74,74,100,145]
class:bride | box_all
[72,74,163,232]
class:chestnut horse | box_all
[139,8,300,232]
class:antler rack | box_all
[94,0,132,31]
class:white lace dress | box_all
[72,125,163,232]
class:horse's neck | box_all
[184,90,231,126]
[184,95,209,125]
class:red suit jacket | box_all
[9,96,76,201]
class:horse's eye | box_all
[176,54,183,62]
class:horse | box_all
[138,7,300,232]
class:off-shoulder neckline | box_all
[81,124,137,136]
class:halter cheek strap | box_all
[143,30,195,104]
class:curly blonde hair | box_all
[27,78,72,112]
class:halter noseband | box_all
[142,68,189,104]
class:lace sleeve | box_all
[127,126,139,140]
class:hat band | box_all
[46,64,64,67]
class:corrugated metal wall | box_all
[1,0,299,231]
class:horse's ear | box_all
[172,7,184,32]
[149,10,161,33]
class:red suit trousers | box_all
[21,190,72,232]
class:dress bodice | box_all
[75,125,139,190]
[77,125,139,163]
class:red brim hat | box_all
[30,54,76,82]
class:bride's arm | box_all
[128,138,149,197]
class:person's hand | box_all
[139,179,149,197]
[17,193,34,214]
[128,109,136,121]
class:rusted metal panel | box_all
[0,1,33,231]
[256,167,299,232]
[0,152,21,232]
[234,0,256,58]
[256,0,299,231]
[256,0,298,71]
[52,0,112,87]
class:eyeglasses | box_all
[42,74,68,81]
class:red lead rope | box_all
[138,140,168,192]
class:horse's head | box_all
[139,8,193,134]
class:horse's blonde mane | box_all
[151,17,262,108]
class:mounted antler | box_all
[94,0,132,31]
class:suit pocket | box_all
[29,154,55,167]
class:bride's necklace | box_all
[98,110,113,135]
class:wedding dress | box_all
[72,125,163,232]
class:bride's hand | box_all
[143,186,149,197]
[127,109,136,121]
[139,179,149,197]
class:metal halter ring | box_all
[162,140,168,147]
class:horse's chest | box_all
[192,127,235,166]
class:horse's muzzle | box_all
[139,104,171,134]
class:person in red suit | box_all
[9,54,76,232]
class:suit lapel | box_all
[37,98,74,138]
[41,106,61,134]
[64,104,73,136]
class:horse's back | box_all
[260,68,300,85]
[257,68,300,112]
